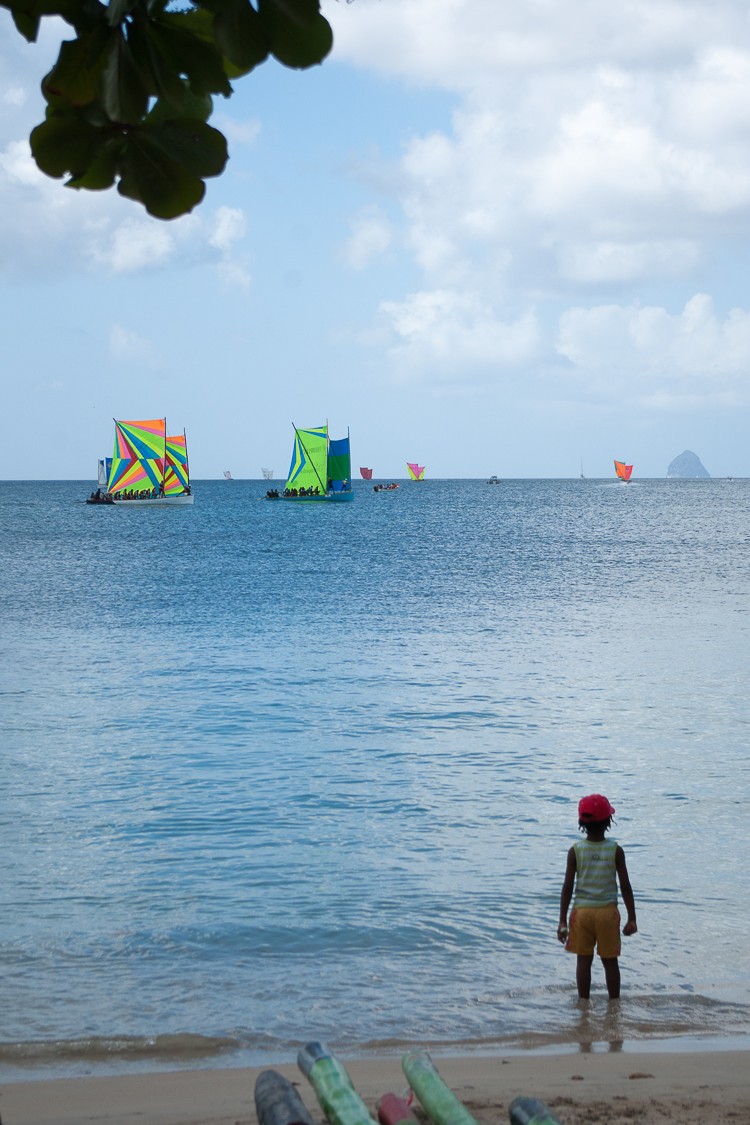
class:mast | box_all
[183,427,190,492]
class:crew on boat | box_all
[87,488,114,504]
[282,485,321,497]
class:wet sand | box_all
[2,1048,748,1125]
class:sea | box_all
[2,477,749,1082]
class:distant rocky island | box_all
[666,450,710,478]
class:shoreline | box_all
[2,1046,749,1125]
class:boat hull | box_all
[280,491,354,502]
[112,494,194,506]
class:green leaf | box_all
[268,0,321,27]
[131,19,189,106]
[123,18,160,97]
[118,131,205,218]
[158,6,216,46]
[66,137,123,188]
[143,116,227,177]
[147,19,232,96]
[147,86,213,124]
[105,0,138,26]
[258,0,331,68]
[42,28,114,107]
[30,110,106,178]
[213,0,269,73]
[100,32,150,122]
[11,9,40,40]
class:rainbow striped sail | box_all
[108,418,166,493]
[164,432,190,495]
[106,418,192,500]
[406,462,425,481]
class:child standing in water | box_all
[558,794,637,999]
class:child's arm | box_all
[558,847,576,942]
[615,846,637,935]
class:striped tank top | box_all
[573,838,618,907]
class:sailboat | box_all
[262,468,274,480]
[406,462,426,481]
[223,470,233,481]
[281,423,354,502]
[614,459,633,483]
[107,418,194,505]
[360,467,373,480]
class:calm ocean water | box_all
[2,477,749,1080]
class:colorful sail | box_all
[406,462,426,481]
[112,418,166,460]
[164,432,189,495]
[360,467,373,480]
[286,425,329,493]
[614,460,633,481]
[328,434,351,491]
[108,418,166,492]
[108,457,162,492]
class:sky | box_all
[2,0,750,479]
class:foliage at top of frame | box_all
[2,0,333,218]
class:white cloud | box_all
[323,0,750,415]
[557,240,700,283]
[556,294,750,404]
[109,324,162,368]
[209,206,247,253]
[379,289,540,381]
[343,208,393,269]
[87,219,175,273]
[3,87,26,108]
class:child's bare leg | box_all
[602,957,621,999]
[576,955,593,998]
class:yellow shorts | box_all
[566,905,621,958]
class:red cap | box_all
[578,794,615,821]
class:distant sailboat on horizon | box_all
[360,467,373,480]
[406,462,426,481]
[262,468,274,480]
[223,470,233,480]
[614,459,633,482]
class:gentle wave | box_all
[2,479,750,1078]
[2,990,749,1078]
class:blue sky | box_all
[2,0,750,479]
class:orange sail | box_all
[614,460,633,481]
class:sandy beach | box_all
[1,1048,748,1125]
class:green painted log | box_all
[298,1041,378,1125]
[401,1051,480,1125]
[509,1096,564,1125]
